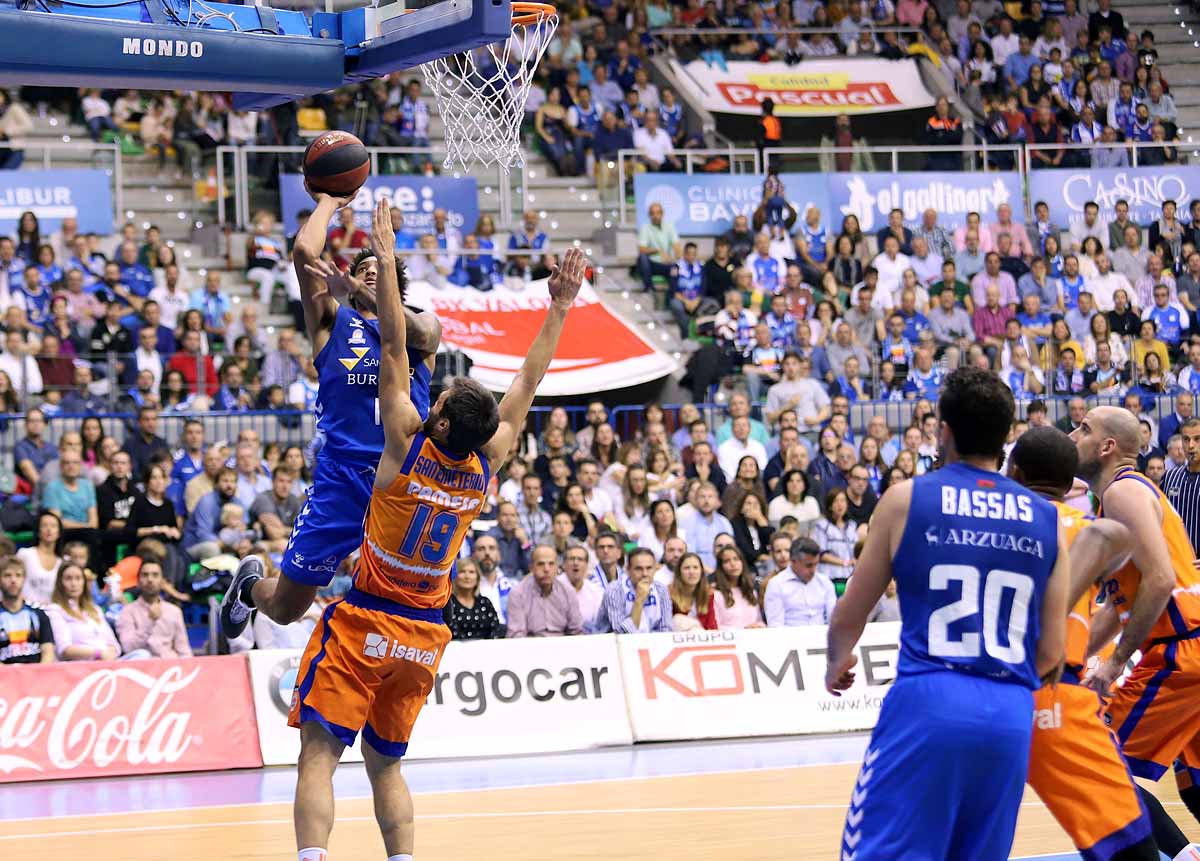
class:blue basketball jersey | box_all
[313,304,431,463]
[893,462,1059,689]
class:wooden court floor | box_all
[0,763,1188,860]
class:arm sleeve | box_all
[763,581,784,627]
[825,580,838,622]
[564,585,584,635]
[653,585,673,632]
[114,606,147,652]
[505,585,528,638]
[36,608,56,649]
[174,610,193,657]
[47,609,72,656]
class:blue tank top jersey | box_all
[313,304,431,463]
[802,224,828,263]
[16,284,51,327]
[893,462,1059,689]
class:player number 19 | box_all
[928,564,1034,664]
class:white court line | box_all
[2,800,1188,842]
[0,757,864,824]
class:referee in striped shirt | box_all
[1161,417,1200,554]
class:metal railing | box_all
[215,144,519,231]
[1022,139,1189,169]
[648,25,925,47]
[615,147,761,225]
[763,142,1021,174]
[8,139,125,230]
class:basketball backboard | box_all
[0,0,513,109]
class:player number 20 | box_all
[928,564,1034,664]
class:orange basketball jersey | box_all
[1052,501,1094,671]
[354,433,490,611]
[1100,467,1200,647]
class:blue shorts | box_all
[280,452,377,586]
[843,672,1033,861]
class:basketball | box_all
[303,131,370,197]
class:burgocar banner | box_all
[405,279,678,395]
[616,624,900,742]
[636,171,1020,234]
[249,637,631,766]
[671,58,936,116]
[1028,166,1200,229]
[0,169,112,234]
[634,172,831,235]
[0,657,262,783]
[280,174,478,239]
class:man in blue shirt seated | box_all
[183,466,239,561]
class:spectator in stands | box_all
[14,407,53,493]
[183,466,238,561]
[924,97,965,171]
[0,90,32,170]
[149,264,189,330]
[595,547,672,633]
[682,482,733,571]
[592,110,633,190]
[473,534,515,624]
[928,284,974,355]
[765,353,831,431]
[872,235,911,303]
[58,365,105,415]
[121,405,168,477]
[487,501,531,578]
[0,558,55,663]
[43,447,97,534]
[0,329,42,401]
[875,209,914,257]
[249,467,301,554]
[114,558,191,659]
[633,109,681,172]
[46,562,122,660]
[763,537,836,626]
[189,271,232,349]
[443,558,502,640]
[954,230,986,282]
[168,329,218,398]
[1085,340,1129,394]
[635,202,680,293]
[669,552,717,632]
[506,545,583,637]
[973,283,1015,363]
[557,543,602,632]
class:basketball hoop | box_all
[420,1,558,173]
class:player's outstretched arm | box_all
[1085,481,1174,693]
[1036,523,1071,685]
[372,199,423,462]
[295,188,354,343]
[482,248,587,475]
[825,479,913,695]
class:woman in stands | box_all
[615,465,653,545]
[712,546,765,630]
[281,445,312,497]
[0,370,20,429]
[812,488,859,582]
[15,211,39,262]
[46,562,122,660]
[1044,234,1065,277]
[669,552,716,631]
[730,490,773,570]
[722,455,767,517]
[767,469,821,533]
[590,422,619,469]
[642,498,678,563]
[556,483,598,543]
[1048,318,1084,370]
[17,511,63,605]
[837,214,871,266]
[1139,351,1178,393]
[159,368,196,412]
[87,435,120,485]
[858,437,888,495]
[79,415,103,472]
[535,87,574,177]
[809,300,840,345]
[1019,63,1052,115]
[646,446,685,502]
[829,236,863,289]
[177,308,210,355]
[443,558,502,640]
[1084,311,1129,366]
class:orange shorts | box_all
[288,590,451,757]
[1028,680,1150,856]
[1106,636,1200,781]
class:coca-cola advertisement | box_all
[0,656,263,782]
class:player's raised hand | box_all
[303,178,356,210]
[547,247,587,307]
[371,197,395,260]
[303,258,364,303]
[825,652,858,696]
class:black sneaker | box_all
[220,556,263,640]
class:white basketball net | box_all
[420,6,559,172]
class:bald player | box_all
[1072,406,1200,859]
[1012,427,1158,861]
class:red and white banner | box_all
[405,279,678,396]
[0,656,263,783]
[615,624,901,742]
[672,58,936,117]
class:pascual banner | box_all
[250,636,631,767]
[405,279,677,395]
[1028,166,1200,229]
[0,169,113,234]
[0,657,262,782]
[672,58,935,116]
[828,171,1023,231]
[279,174,479,239]
[616,624,900,742]
[634,172,831,235]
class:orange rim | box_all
[511,1,556,25]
